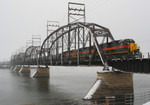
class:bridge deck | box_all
[108,58,150,73]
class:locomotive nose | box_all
[130,43,137,53]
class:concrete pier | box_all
[19,66,30,73]
[31,67,49,78]
[10,66,15,70]
[95,71,133,98]
[14,66,22,72]
[84,71,133,103]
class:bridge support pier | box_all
[19,66,30,73]
[13,66,22,72]
[10,66,15,70]
[84,71,133,100]
[103,62,109,71]
[31,67,49,78]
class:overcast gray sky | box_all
[0,0,150,61]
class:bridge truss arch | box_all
[11,53,25,65]
[24,46,41,66]
[39,22,115,67]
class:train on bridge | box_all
[11,22,142,67]
[52,38,141,65]
[9,1,148,74]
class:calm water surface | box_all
[0,66,150,105]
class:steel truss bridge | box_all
[11,22,150,73]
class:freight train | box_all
[52,39,141,65]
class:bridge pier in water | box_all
[84,71,133,104]
[31,67,50,78]
[13,66,22,72]
[19,66,30,73]
[10,66,15,70]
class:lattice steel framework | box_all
[26,40,32,49]
[23,46,41,65]
[46,21,60,60]
[39,22,114,68]
[32,35,41,47]
[68,2,86,23]
[11,52,25,65]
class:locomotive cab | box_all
[123,39,136,52]
[123,39,141,59]
[100,39,141,60]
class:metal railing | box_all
[133,91,150,105]
[142,52,150,59]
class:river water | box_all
[0,66,150,105]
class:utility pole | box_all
[46,21,59,65]
[26,40,32,49]
[68,2,86,24]
[68,2,86,64]
[32,35,41,46]
[47,21,59,48]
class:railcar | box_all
[52,39,141,65]
[100,39,141,60]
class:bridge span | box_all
[9,21,150,105]
[11,22,113,67]
[7,2,150,104]
[10,22,150,77]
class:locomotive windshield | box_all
[124,39,135,45]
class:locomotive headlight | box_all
[132,52,134,55]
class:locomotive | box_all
[100,39,141,60]
[53,39,141,65]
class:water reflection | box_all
[89,72,134,105]
[35,78,50,91]
[20,73,30,77]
